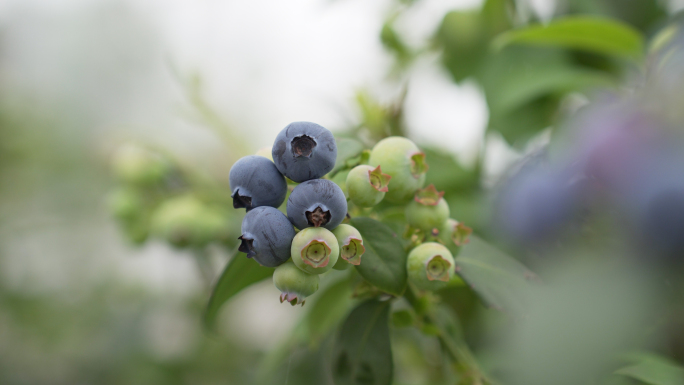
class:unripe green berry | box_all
[369,137,427,203]
[291,227,339,274]
[111,144,171,186]
[407,242,455,291]
[406,185,450,234]
[332,224,365,266]
[108,187,145,222]
[150,195,227,248]
[123,221,150,245]
[438,219,472,247]
[273,260,319,306]
[346,165,391,207]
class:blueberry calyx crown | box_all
[306,206,331,227]
[340,237,365,265]
[232,189,253,210]
[292,135,316,158]
[414,184,444,206]
[425,254,452,282]
[410,152,428,178]
[452,222,472,246]
[301,239,332,268]
[368,165,391,192]
[238,235,256,258]
[280,292,306,306]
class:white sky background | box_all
[0,0,518,348]
[0,0,490,162]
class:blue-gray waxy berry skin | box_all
[272,122,337,183]
[229,155,287,211]
[287,179,347,230]
[239,206,296,267]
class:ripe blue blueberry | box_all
[272,121,337,183]
[229,155,287,211]
[287,179,347,230]
[494,164,583,244]
[239,206,296,267]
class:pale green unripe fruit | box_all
[369,137,427,203]
[332,224,366,267]
[291,227,339,274]
[150,195,227,248]
[273,260,319,306]
[438,218,472,247]
[111,144,170,186]
[407,242,455,291]
[405,185,450,234]
[108,187,145,222]
[346,165,391,207]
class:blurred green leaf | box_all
[332,138,365,175]
[481,0,514,35]
[332,300,392,385]
[567,0,667,33]
[429,305,492,384]
[351,217,408,296]
[615,352,684,385]
[422,147,479,194]
[489,65,614,114]
[480,46,614,146]
[489,95,560,146]
[203,254,274,330]
[494,16,645,60]
[454,236,537,314]
[303,277,355,344]
[391,309,414,328]
[381,16,412,67]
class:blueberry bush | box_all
[109,1,684,384]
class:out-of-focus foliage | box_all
[5,0,684,384]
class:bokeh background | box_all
[2,0,684,384]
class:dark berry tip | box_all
[306,206,331,227]
[291,135,316,158]
[238,235,256,258]
[232,189,253,210]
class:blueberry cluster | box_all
[229,122,365,305]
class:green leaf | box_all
[331,138,365,175]
[615,352,684,385]
[380,16,412,66]
[390,309,414,328]
[567,0,667,33]
[422,147,479,194]
[429,305,492,383]
[479,46,614,147]
[203,254,274,330]
[332,300,393,385]
[489,65,614,114]
[350,217,408,296]
[303,277,356,344]
[494,16,645,60]
[454,236,537,315]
